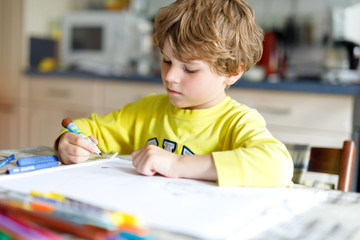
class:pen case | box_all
[17,155,59,167]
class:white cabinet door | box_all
[29,106,93,147]
[228,88,354,147]
[28,77,99,147]
[101,81,165,115]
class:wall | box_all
[23,0,79,37]
[250,0,359,44]
[23,0,173,38]
[23,0,360,46]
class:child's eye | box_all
[163,59,171,65]
[184,67,197,74]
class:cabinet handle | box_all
[46,88,71,98]
[255,106,291,115]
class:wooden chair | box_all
[307,140,356,192]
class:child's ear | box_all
[224,63,245,86]
[224,71,243,86]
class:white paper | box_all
[0,157,327,239]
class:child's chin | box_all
[169,99,188,109]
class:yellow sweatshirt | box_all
[55,93,293,187]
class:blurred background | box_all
[18,0,360,82]
[1,0,360,190]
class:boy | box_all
[55,0,293,187]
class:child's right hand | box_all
[57,132,99,164]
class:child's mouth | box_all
[167,88,181,95]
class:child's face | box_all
[161,39,228,110]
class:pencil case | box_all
[17,155,59,167]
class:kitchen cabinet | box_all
[227,87,358,192]
[26,77,165,147]
[227,88,354,148]
[101,81,165,115]
[25,76,355,149]
[27,77,103,147]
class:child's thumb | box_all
[89,136,99,145]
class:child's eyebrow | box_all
[160,50,201,66]
[160,49,167,55]
[160,51,170,59]
[186,60,202,65]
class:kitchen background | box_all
[23,0,360,82]
[1,0,360,190]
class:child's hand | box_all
[132,145,218,181]
[132,145,181,178]
[57,132,99,164]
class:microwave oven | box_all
[61,11,152,75]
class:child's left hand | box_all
[132,145,181,178]
[132,145,218,181]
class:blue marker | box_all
[62,117,103,156]
[17,155,59,167]
[0,154,15,168]
[7,161,60,174]
[119,232,154,240]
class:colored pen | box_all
[0,154,15,168]
[31,191,106,212]
[0,202,111,239]
[119,231,154,240]
[17,155,59,167]
[61,117,103,156]
[1,191,148,238]
[7,161,61,175]
[0,211,64,240]
[0,213,47,239]
[3,193,118,230]
[30,191,142,228]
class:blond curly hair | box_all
[153,0,264,76]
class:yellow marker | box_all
[30,191,47,198]
[111,212,143,227]
[30,190,145,229]
[47,192,66,201]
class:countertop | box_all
[26,68,360,96]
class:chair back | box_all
[308,140,356,192]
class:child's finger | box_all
[89,136,98,145]
[68,133,98,154]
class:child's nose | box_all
[165,65,181,83]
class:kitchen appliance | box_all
[61,11,153,75]
[322,3,360,84]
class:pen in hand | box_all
[61,117,103,156]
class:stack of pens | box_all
[0,190,152,240]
